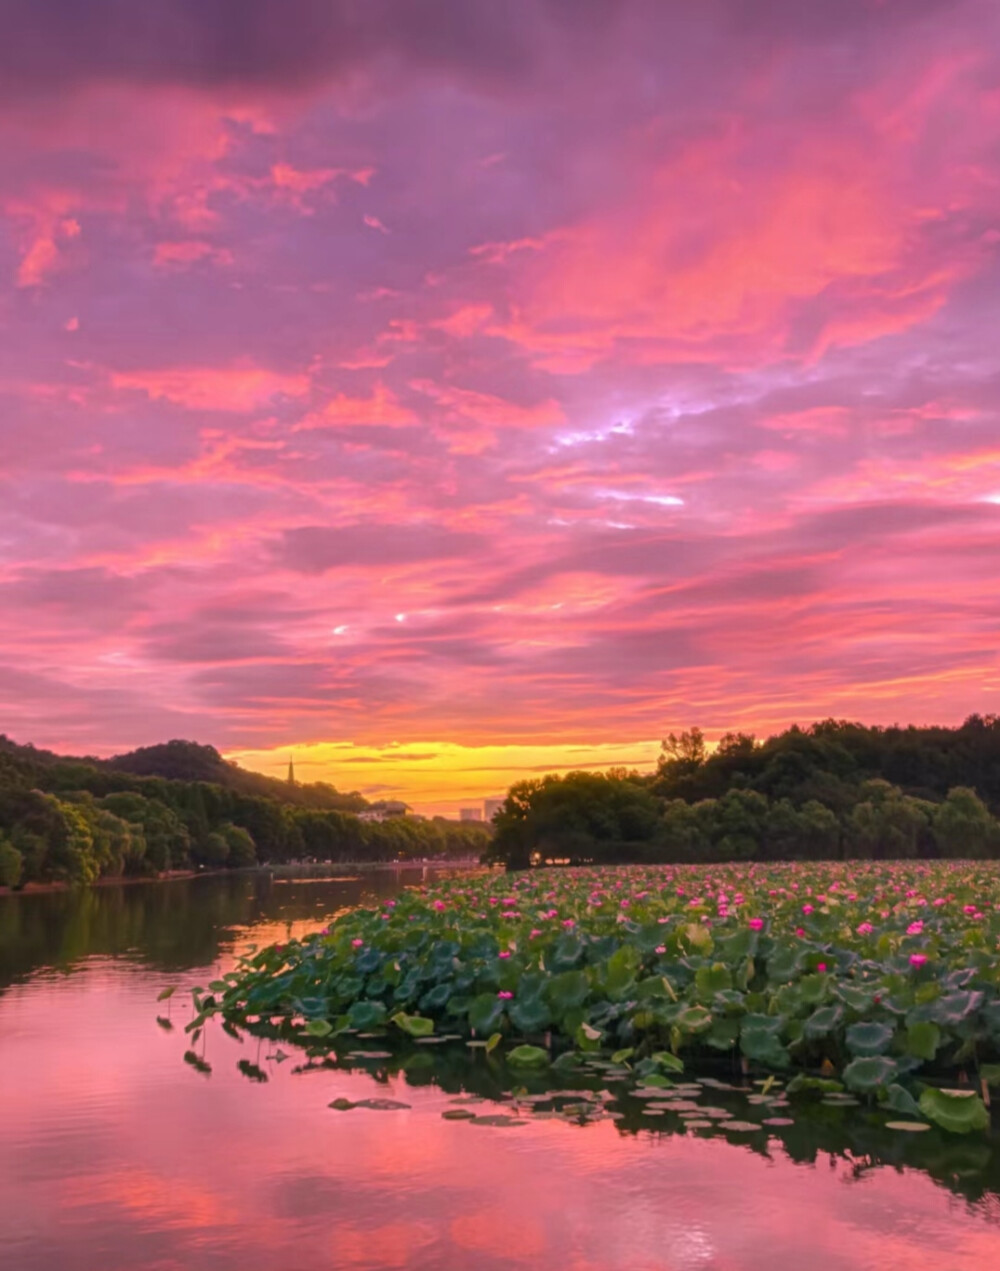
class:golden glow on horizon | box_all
[224,739,664,817]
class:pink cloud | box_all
[0,1,999,777]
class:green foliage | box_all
[507,1044,550,1067]
[918,1087,990,1134]
[208,859,1000,1137]
[0,731,489,885]
[222,823,257,868]
[0,836,23,888]
[488,718,1000,868]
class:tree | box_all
[848,780,930,860]
[99,793,190,872]
[197,832,230,868]
[0,836,23,888]
[489,772,661,869]
[932,787,998,859]
[659,799,710,861]
[221,823,257,868]
[717,732,757,759]
[658,728,707,775]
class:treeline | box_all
[0,737,489,888]
[487,716,1000,869]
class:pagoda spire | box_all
[287,755,295,785]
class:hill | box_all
[106,740,367,812]
[0,733,490,888]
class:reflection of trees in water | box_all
[0,868,458,990]
[235,1028,1000,1212]
[6,867,1000,1215]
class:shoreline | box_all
[0,858,487,897]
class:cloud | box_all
[1,0,999,799]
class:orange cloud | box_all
[153,239,234,268]
[295,384,417,430]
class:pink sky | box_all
[1,1,999,807]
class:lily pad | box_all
[918,1087,990,1134]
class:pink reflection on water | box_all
[1,951,1000,1268]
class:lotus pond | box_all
[203,862,1000,1136]
[6,865,1000,1271]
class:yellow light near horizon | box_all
[224,738,663,817]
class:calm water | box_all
[3,870,1000,1271]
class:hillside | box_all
[106,740,367,812]
[0,733,490,888]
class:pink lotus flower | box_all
[562,918,576,928]
[795,927,805,938]
[816,962,827,972]
[910,953,928,968]
[856,922,873,936]
[529,928,542,938]
[906,921,923,935]
[351,938,364,948]
[963,904,977,915]
[498,950,511,959]
[802,904,814,915]
[497,990,513,999]
[748,917,764,931]
[655,945,666,954]
[433,900,446,912]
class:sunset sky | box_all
[2,1,999,813]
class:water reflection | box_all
[2,871,1000,1271]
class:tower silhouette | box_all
[287,755,295,785]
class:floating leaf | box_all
[918,1087,989,1134]
[304,1019,333,1038]
[507,1044,550,1068]
[391,1012,435,1038]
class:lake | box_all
[3,868,1000,1271]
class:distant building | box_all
[484,797,505,821]
[287,756,296,785]
[358,800,409,823]
[459,807,483,822]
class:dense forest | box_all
[487,716,1000,869]
[0,737,490,888]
